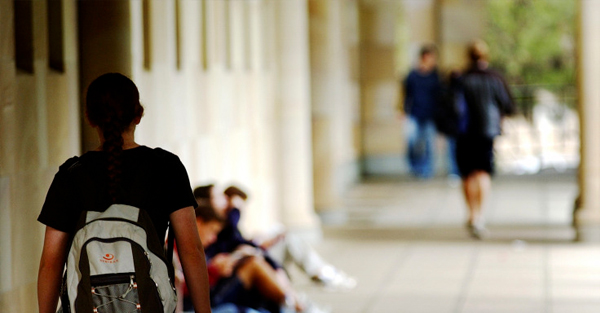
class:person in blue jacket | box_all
[403,44,443,178]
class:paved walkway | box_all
[288,174,600,313]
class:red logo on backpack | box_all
[101,253,118,264]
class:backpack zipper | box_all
[90,273,135,286]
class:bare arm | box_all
[171,207,212,313]
[38,226,70,313]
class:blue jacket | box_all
[204,208,280,270]
[403,69,442,121]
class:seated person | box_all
[180,204,322,313]
[194,185,281,271]
[195,184,356,291]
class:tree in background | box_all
[485,0,576,117]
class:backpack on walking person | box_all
[57,159,177,313]
[434,74,469,137]
[59,204,177,313]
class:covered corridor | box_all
[3,0,600,312]
[291,173,600,312]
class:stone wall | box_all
[0,0,80,311]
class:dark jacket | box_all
[403,69,442,121]
[204,208,280,270]
[461,65,515,138]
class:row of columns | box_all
[356,0,598,231]
[77,0,321,233]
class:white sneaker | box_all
[467,221,489,240]
[313,265,357,291]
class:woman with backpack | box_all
[37,73,211,313]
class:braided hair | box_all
[86,73,144,203]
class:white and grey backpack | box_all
[59,204,177,313]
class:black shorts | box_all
[456,135,495,178]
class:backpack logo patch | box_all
[101,253,119,264]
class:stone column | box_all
[309,0,360,215]
[436,0,485,70]
[0,1,17,305]
[274,0,320,232]
[78,0,132,152]
[574,0,600,226]
[358,0,404,175]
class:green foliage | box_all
[485,0,576,113]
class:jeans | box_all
[446,136,459,176]
[406,117,436,178]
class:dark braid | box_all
[86,73,144,203]
[103,122,125,202]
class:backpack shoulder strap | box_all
[166,225,175,281]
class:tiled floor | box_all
[288,174,600,313]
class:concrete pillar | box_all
[437,0,485,70]
[404,0,439,61]
[78,0,132,151]
[574,0,600,226]
[274,0,320,231]
[358,0,404,175]
[309,0,360,214]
